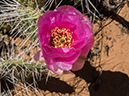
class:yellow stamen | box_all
[50,27,74,48]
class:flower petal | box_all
[72,54,88,71]
[33,50,44,61]
[82,16,93,30]
[47,63,63,75]
[42,44,80,59]
[54,5,82,19]
[81,35,94,55]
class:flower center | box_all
[50,27,74,48]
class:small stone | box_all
[95,49,101,54]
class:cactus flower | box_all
[34,5,94,74]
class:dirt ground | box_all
[34,4,129,96]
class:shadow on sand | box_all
[37,76,74,94]
[72,61,129,96]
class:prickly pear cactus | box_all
[0,0,49,95]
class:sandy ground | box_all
[35,4,129,96]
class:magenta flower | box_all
[34,5,94,74]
